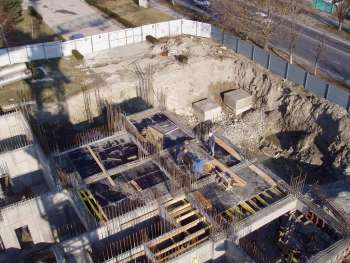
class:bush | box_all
[72,49,84,61]
[175,54,188,64]
[28,6,43,22]
[146,35,159,44]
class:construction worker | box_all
[208,132,215,157]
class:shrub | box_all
[146,35,158,44]
[72,49,84,61]
[175,54,188,64]
[28,6,43,22]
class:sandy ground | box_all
[36,35,349,182]
[29,0,123,39]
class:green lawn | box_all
[1,9,62,48]
[90,0,174,26]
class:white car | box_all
[193,0,210,8]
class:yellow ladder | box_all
[79,189,108,224]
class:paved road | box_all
[29,0,123,40]
[167,0,350,86]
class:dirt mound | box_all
[61,36,350,177]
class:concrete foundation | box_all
[0,192,68,249]
[193,99,222,121]
[223,89,253,116]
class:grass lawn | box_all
[93,0,174,26]
[1,9,62,48]
[0,57,103,106]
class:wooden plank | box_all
[255,195,269,207]
[86,145,116,187]
[215,136,242,161]
[248,164,276,186]
[211,159,246,187]
[192,191,212,210]
[239,201,256,214]
[175,210,197,223]
[155,227,210,256]
[130,180,142,191]
[169,204,193,217]
[148,218,205,247]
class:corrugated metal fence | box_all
[211,26,350,112]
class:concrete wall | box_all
[168,238,226,263]
[0,146,42,193]
[0,192,68,249]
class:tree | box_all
[313,35,326,76]
[333,0,350,31]
[285,0,303,64]
[0,0,22,47]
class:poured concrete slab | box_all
[224,89,253,116]
[193,99,222,122]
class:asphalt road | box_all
[171,0,350,86]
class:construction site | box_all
[0,28,349,263]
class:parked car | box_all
[193,0,210,9]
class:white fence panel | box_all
[44,41,62,59]
[155,22,170,38]
[27,44,46,60]
[92,33,110,52]
[109,30,127,48]
[169,20,182,36]
[8,46,28,64]
[133,27,142,43]
[181,19,196,35]
[196,22,211,38]
[125,29,134,45]
[0,49,11,66]
[75,37,93,55]
[61,40,76,56]
[141,24,156,40]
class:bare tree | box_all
[313,35,326,76]
[285,0,302,64]
[333,0,350,31]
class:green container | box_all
[312,0,335,14]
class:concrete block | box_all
[192,99,221,121]
[138,0,148,8]
[224,89,253,115]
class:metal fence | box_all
[0,19,210,66]
[212,26,350,112]
[0,19,349,112]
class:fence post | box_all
[43,44,47,60]
[267,54,271,69]
[347,96,350,112]
[90,36,94,53]
[25,45,30,62]
[235,38,239,53]
[251,45,255,60]
[168,21,171,37]
[7,48,11,65]
[108,32,111,49]
[303,72,309,88]
[324,83,329,99]
[284,63,289,79]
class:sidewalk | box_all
[29,0,123,40]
